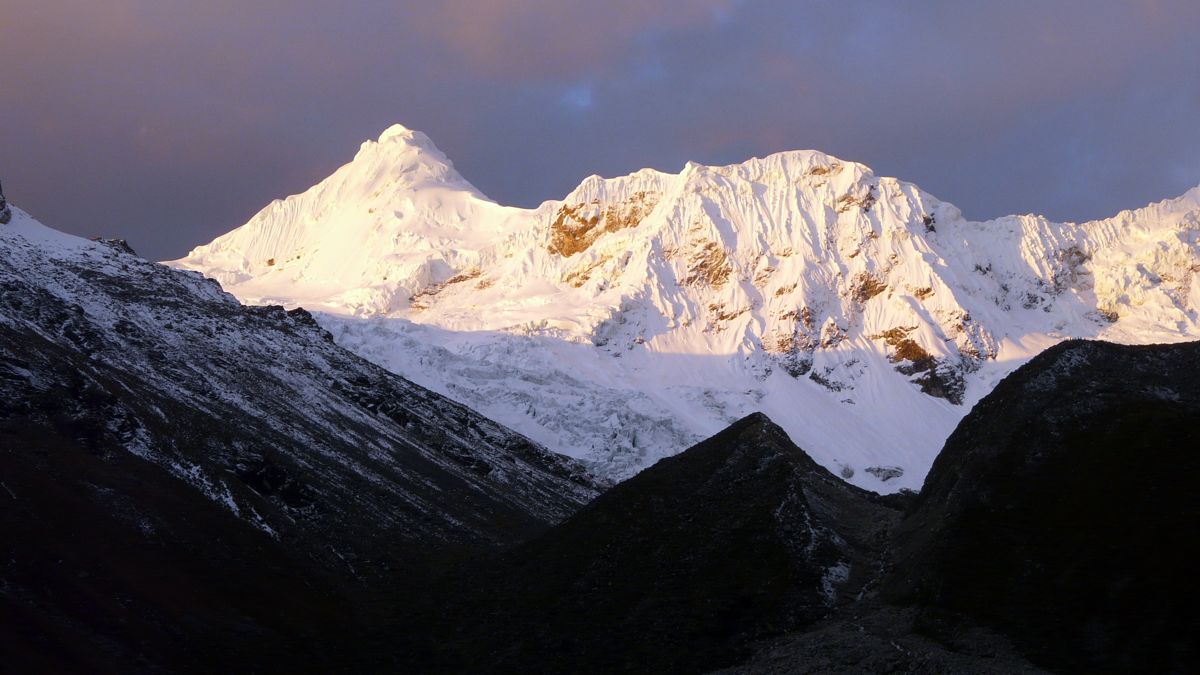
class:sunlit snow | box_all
[172,124,1200,492]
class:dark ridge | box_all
[89,237,138,256]
[0,178,9,225]
[886,339,1200,673]
[0,227,600,671]
[397,412,904,673]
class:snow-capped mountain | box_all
[175,123,1200,492]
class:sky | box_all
[2,0,1198,261]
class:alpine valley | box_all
[176,124,1200,491]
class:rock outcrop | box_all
[0,179,11,224]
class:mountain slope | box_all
[0,205,599,670]
[175,125,1200,491]
[403,412,905,673]
[393,340,1198,673]
[885,340,1200,673]
[0,416,362,673]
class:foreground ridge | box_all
[396,340,1198,673]
[0,205,598,671]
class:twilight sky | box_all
[2,0,1198,261]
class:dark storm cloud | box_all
[1,0,1197,260]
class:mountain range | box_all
[2,131,1197,672]
[173,124,1200,491]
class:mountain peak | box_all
[358,122,455,168]
[372,123,443,157]
[377,122,416,142]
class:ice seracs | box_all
[174,123,1200,492]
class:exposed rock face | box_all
[863,465,904,482]
[868,325,968,404]
[849,271,888,303]
[0,181,10,225]
[89,236,138,256]
[683,238,733,286]
[886,340,1200,674]
[548,191,659,257]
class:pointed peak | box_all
[377,123,419,143]
[350,123,480,193]
[360,123,445,161]
[732,411,776,430]
[699,412,792,453]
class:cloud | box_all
[561,84,596,110]
[413,0,736,79]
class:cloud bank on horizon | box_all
[1,0,1197,260]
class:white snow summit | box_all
[173,124,1200,492]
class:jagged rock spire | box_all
[0,177,11,225]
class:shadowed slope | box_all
[407,413,903,673]
[886,340,1200,673]
[0,207,599,671]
